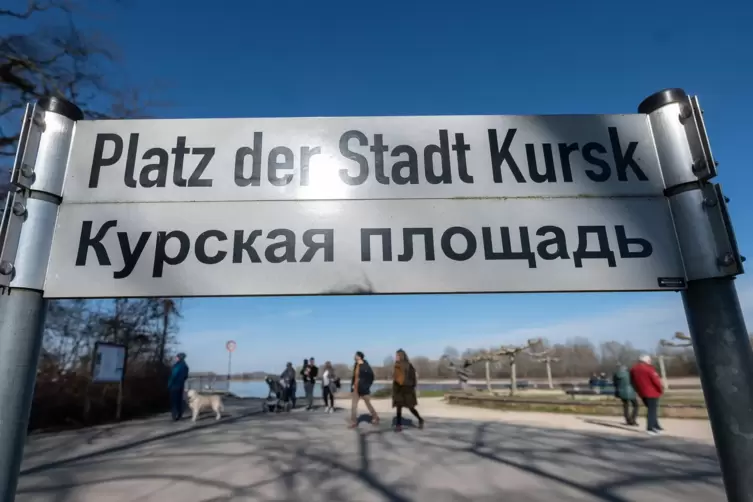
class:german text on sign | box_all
[61,114,664,203]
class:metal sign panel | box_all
[44,197,685,298]
[91,342,127,383]
[62,114,664,203]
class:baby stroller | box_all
[263,375,292,413]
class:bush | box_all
[30,367,170,432]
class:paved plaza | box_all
[17,398,723,501]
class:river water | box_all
[187,379,532,398]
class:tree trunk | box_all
[485,361,492,394]
[658,355,670,390]
[546,360,554,389]
[510,356,517,396]
[157,310,168,365]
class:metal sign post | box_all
[226,340,236,383]
[0,97,83,501]
[640,89,752,502]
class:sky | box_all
[12,0,753,372]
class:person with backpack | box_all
[392,349,424,431]
[349,351,379,428]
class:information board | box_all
[91,342,127,383]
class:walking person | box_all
[168,353,189,421]
[321,361,338,412]
[301,357,319,410]
[349,351,379,428]
[612,364,638,426]
[392,349,424,432]
[281,362,297,408]
[630,355,664,435]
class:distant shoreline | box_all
[194,376,702,386]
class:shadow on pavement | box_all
[21,402,263,475]
[17,410,724,502]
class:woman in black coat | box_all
[392,349,424,431]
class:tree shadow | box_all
[17,413,724,501]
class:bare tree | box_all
[658,332,693,389]
[382,355,395,380]
[495,338,542,396]
[466,350,499,394]
[439,355,473,391]
[442,346,460,360]
[156,298,181,366]
[1,0,156,189]
[528,343,560,390]
[468,338,542,396]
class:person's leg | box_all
[654,399,663,430]
[169,388,179,420]
[362,395,379,423]
[291,384,297,408]
[621,398,630,424]
[630,399,639,425]
[176,386,185,420]
[408,407,422,421]
[350,395,359,426]
[408,406,424,428]
[395,406,403,428]
[330,386,336,410]
[322,386,330,408]
[307,383,315,409]
[641,397,649,429]
[644,397,658,431]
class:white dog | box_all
[186,389,224,422]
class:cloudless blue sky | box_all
[31,1,753,371]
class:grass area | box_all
[370,388,447,399]
[445,392,709,419]
[369,387,707,406]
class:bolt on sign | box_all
[43,113,685,298]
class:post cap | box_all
[37,96,84,121]
[638,88,688,114]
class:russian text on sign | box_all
[50,198,684,297]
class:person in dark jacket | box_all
[321,361,338,412]
[168,353,189,421]
[613,364,638,426]
[301,357,319,410]
[588,373,599,389]
[281,362,297,408]
[392,349,424,431]
[630,355,664,435]
[349,351,379,428]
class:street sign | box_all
[61,114,664,203]
[226,340,236,353]
[43,197,684,298]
